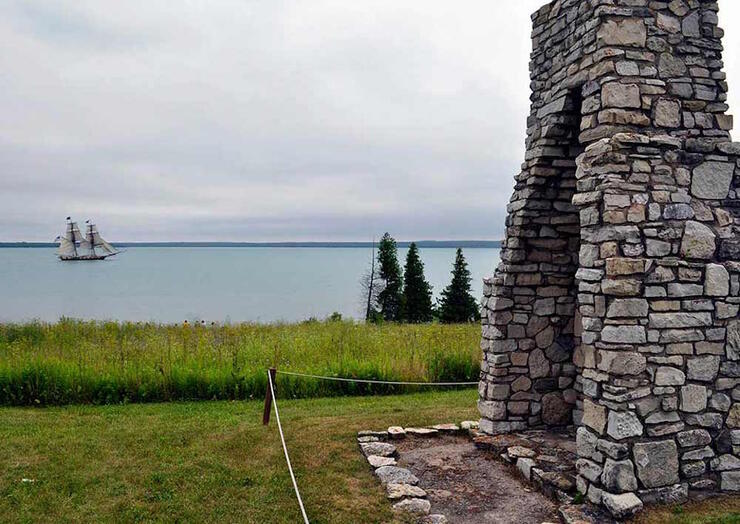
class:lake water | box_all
[0,247,500,323]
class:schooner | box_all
[56,217,120,260]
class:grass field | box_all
[2,390,738,524]
[0,389,479,523]
[0,320,480,406]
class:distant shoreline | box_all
[0,240,502,249]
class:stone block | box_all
[602,492,643,519]
[691,162,735,200]
[601,459,638,493]
[633,440,680,488]
[680,221,716,260]
[655,367,686,386]
[601,83,641,109]
[607,410,643,440]
[607,298,648,318]
[583,399,607,435]
[601,325,646,344]
[654,98,681,128]
[687,356,721,382]
[680,384,707,413]
[705,264,730,297]
[597,19,647,48]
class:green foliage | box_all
[376,233,403,321]
[401,242,433,323]
[0,320,480,406]
[438,248,480,323]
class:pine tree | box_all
[402,242,433,323]
[438,248,480,323]
[376,233,403,321]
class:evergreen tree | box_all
[376,233,403,321]
[438,248,480,323]
[402,242,433,323]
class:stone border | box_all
[359,422,619,524]
[357,421,479,523]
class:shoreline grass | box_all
[0,319,480,406]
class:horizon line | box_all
[0,239,503,248]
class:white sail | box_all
[87,224,118,255]
[56,237,76,257]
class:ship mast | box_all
[67,218,78,258]
[87,222,97,258]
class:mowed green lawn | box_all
[3,389,739,524]
[0,389,478,523]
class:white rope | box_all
[275,370,478,386]
[268,371,310,524]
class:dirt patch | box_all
[394,434,559,524]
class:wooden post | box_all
[263,367,277,425]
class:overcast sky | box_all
[1,1,738,242]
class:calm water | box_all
[0,247,500,323]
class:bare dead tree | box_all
[360,238,384,321]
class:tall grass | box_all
[0,319,480,406]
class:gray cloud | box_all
[0,0,738,241]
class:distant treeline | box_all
[0,240,501,248]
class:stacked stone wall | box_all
[479,0,740,517]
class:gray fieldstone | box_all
[405,427,438,436]
[529,348,550,379]
[728,321,740,361]
[607,410,643,440]
[601,458,638,493]
[375,466,419,486]
[638,484,689,505]
[597,19,647,47]
[507,446,536,458]
[680,384,708,413]
[727,404,740,429]
[687,356,721,382]
[607,298,648,318]
[722,471,740,491]
[655,367,686,386]
[386,483,426,500]
[634,440,680,488]
[691,162,735,199]
[601,83,641,109]
[583,400,607,435]
[677,429,712,448]
[576,459,602,483]
[576,427,598,458]
[601,325,646,344]
[368,455,397,468]
[705,264,730,296]
[655,98,681,128]
[517,457,535,480]
[361,442,397,458]
[598,351,646,375]
[392,498,431,515]
[681,221,716,260]
[602,492,644,519]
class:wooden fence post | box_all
[263,367,277,425]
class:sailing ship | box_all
[56,217,120,261]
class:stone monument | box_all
[478,0,739,517]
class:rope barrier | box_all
[267,370,310,524]
[274,370,479,386]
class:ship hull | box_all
[59,253,117,261]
